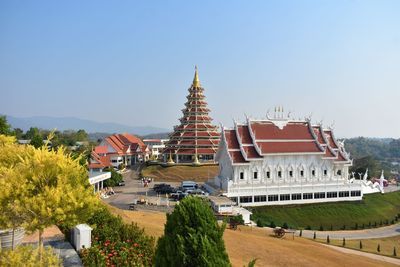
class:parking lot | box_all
[103,168,208,212]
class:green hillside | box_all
[251,191,400,230]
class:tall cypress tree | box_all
[154,197,231,267]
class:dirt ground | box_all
[107,204,398,267]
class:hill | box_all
[6,115,169,135]
[251,191,400,230]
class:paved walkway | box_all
[297,223,400,240]
[22,226,82,267]
[321,243,400,265]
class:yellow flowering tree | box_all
[0,134,99,258]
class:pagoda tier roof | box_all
[182,107,210,113]
[170,131,219,139]
[220,116,351,165]
[177,139,219,145]
[164,148,217,155]
[174,124,218,130]
[164,67,220,158]
[185,100,208,106]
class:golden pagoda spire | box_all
[192,65,201,87]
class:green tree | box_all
[0,115,12,135]
[103,168,123,187]
[154,197,231,267]
[13,128,24,139]
[30,134,43,148]
[76,129,88,141]
[25,127,40,140]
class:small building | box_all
[89,133,150,171]
[208,196,235,214]
[143,139,169,160]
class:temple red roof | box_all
[221,118,350,165]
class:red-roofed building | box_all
[214,110,361,206]
[163,67,220,164]
[89,133,149,171]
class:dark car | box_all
[157,187,176,194]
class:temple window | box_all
[278,171,282,178]
[239,172,244,180]
[253,171,258,179]
[311,170,316,176]
[300,170,304,177]
[337,170,342,176]
[266,171,270,178]
[289,170,293,177]
[324,169,327,176]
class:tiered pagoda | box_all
[163,67,220,164]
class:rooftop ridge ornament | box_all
[192,65,201,87]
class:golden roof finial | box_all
[192,65,201,87]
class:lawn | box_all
[315,236,400,259]
[251,191,400,230]
[105,203,394,267]
[141,164,219,182]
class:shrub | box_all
[319,225,324,231]
[0,245,62,267]
[282,222,288,229]
[330,225,333,231]
[230,214,244,225]
[305,225,311,230]
[270,221,276,228]
[342,225,346,230]
[354,223,358,230]
[256,219,263,227]
[154,197,231,266]
[80,206,155,267]
[104,169,123,187]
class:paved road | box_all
[321,243,400,265]
[297,223,400,240]
[103,165,175,212]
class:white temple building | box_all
[214,110,363,206]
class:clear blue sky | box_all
[1,1,399,137]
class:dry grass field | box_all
[106,204,398,267]
[141,165,219,182]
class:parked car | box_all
[117,180,125,186]
[154,184,175,194]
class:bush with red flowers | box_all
[79,206,154,267]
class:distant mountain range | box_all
[6,115,170,136]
